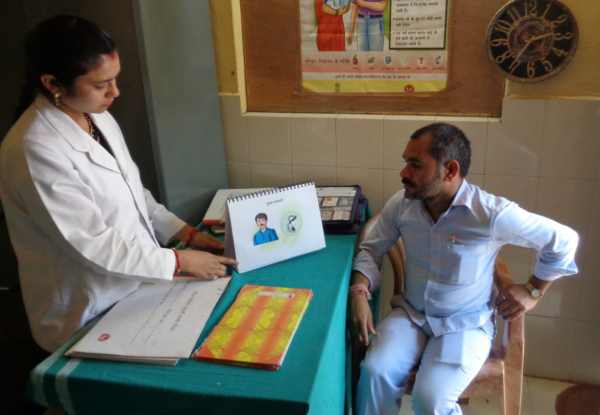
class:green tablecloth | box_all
[27,231,362,415]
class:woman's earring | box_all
[53,93,60,107]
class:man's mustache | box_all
[402,178,414,187]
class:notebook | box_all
[224,182,326,273]
[192,285,312,370]
[65,277,230,365]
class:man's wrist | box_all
[525,281,543,300]
[349,284,371,300]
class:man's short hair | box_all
[410,123,471,178]
[255,213,268,222]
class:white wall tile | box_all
[220,94,248,162]
[290,114,336,166]
[383,169,402,204]
[539,100,600,180]
[485,122,542,177]
[249,163,292,188]
[435,117,488,175]
[587,181,600,254]
[337,167,384,214]
[578,254,600,323]
[534,178,595,235]
[527,275,582,320]
[246,113,291,165]
[524,316,576,380]
[226,162,251,188]
[292,165,336,186]
[485,99,546,177]
[383,116,435,170]
[483,175,538,211]
[336,115,385,169]
[570,321,600,384]
[467,173,484,188]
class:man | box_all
[349,123,578,415]
[253,213,279,246]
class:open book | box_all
[193,285,312,370]
[65,277,230,365]
[224,182,326,273]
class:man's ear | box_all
[443,160,460,182]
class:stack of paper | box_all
[65,277,230,365]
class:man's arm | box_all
[493,203,579,322]
[348,271,376,346]
[495,275,553,322]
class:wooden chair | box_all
[351,213,524,415]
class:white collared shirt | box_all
[353,180,579,336]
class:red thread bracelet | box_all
[183,227,200,248]
[171,248,181,275]
[348,284,371,300]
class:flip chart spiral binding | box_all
[226,182,315,204]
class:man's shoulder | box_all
[465,183,513,214]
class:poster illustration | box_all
[300,0,450,93]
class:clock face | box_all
[486,0,579,82]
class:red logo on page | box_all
[98,334,110,341]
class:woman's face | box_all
[59,52,121,114]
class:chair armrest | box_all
[494,253,525,359]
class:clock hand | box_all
[513,32,553,63]
[527,32,553,43]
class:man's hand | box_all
[496,284,538,322]
[349,294,376,346]
[177,250,238,280]
[188,232,225,255]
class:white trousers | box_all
[356,307,494,415]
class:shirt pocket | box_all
[441,243,489,284]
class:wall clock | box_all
[486,0,579,82]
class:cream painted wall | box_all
[506,0,600,99]
[208,0,600,385]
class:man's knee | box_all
[412,383,457,415]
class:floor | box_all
[398,376,580,415]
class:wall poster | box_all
[300,0,450,94]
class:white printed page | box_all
[226,183,326,273]
[68,277,229,359]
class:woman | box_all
[315,0,352,51]
[0,15,237,352]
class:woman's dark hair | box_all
[410,123,472,178]
[14,15,116,121]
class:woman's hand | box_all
[177,250,238,280]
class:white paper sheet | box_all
[66,277,230,365]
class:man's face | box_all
[256,218,267,230]
[400,134,443,201]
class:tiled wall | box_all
[219,94,600,384]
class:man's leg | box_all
[411,318,495,415]
[356,307,428,415]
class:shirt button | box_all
[142,233,147,239]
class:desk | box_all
[27,231,361,415]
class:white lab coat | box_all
[0,94,185,352]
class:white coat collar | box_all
[34,94,125,176]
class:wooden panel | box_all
[241,0,506,117]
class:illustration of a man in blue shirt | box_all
[253,213,279,246]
